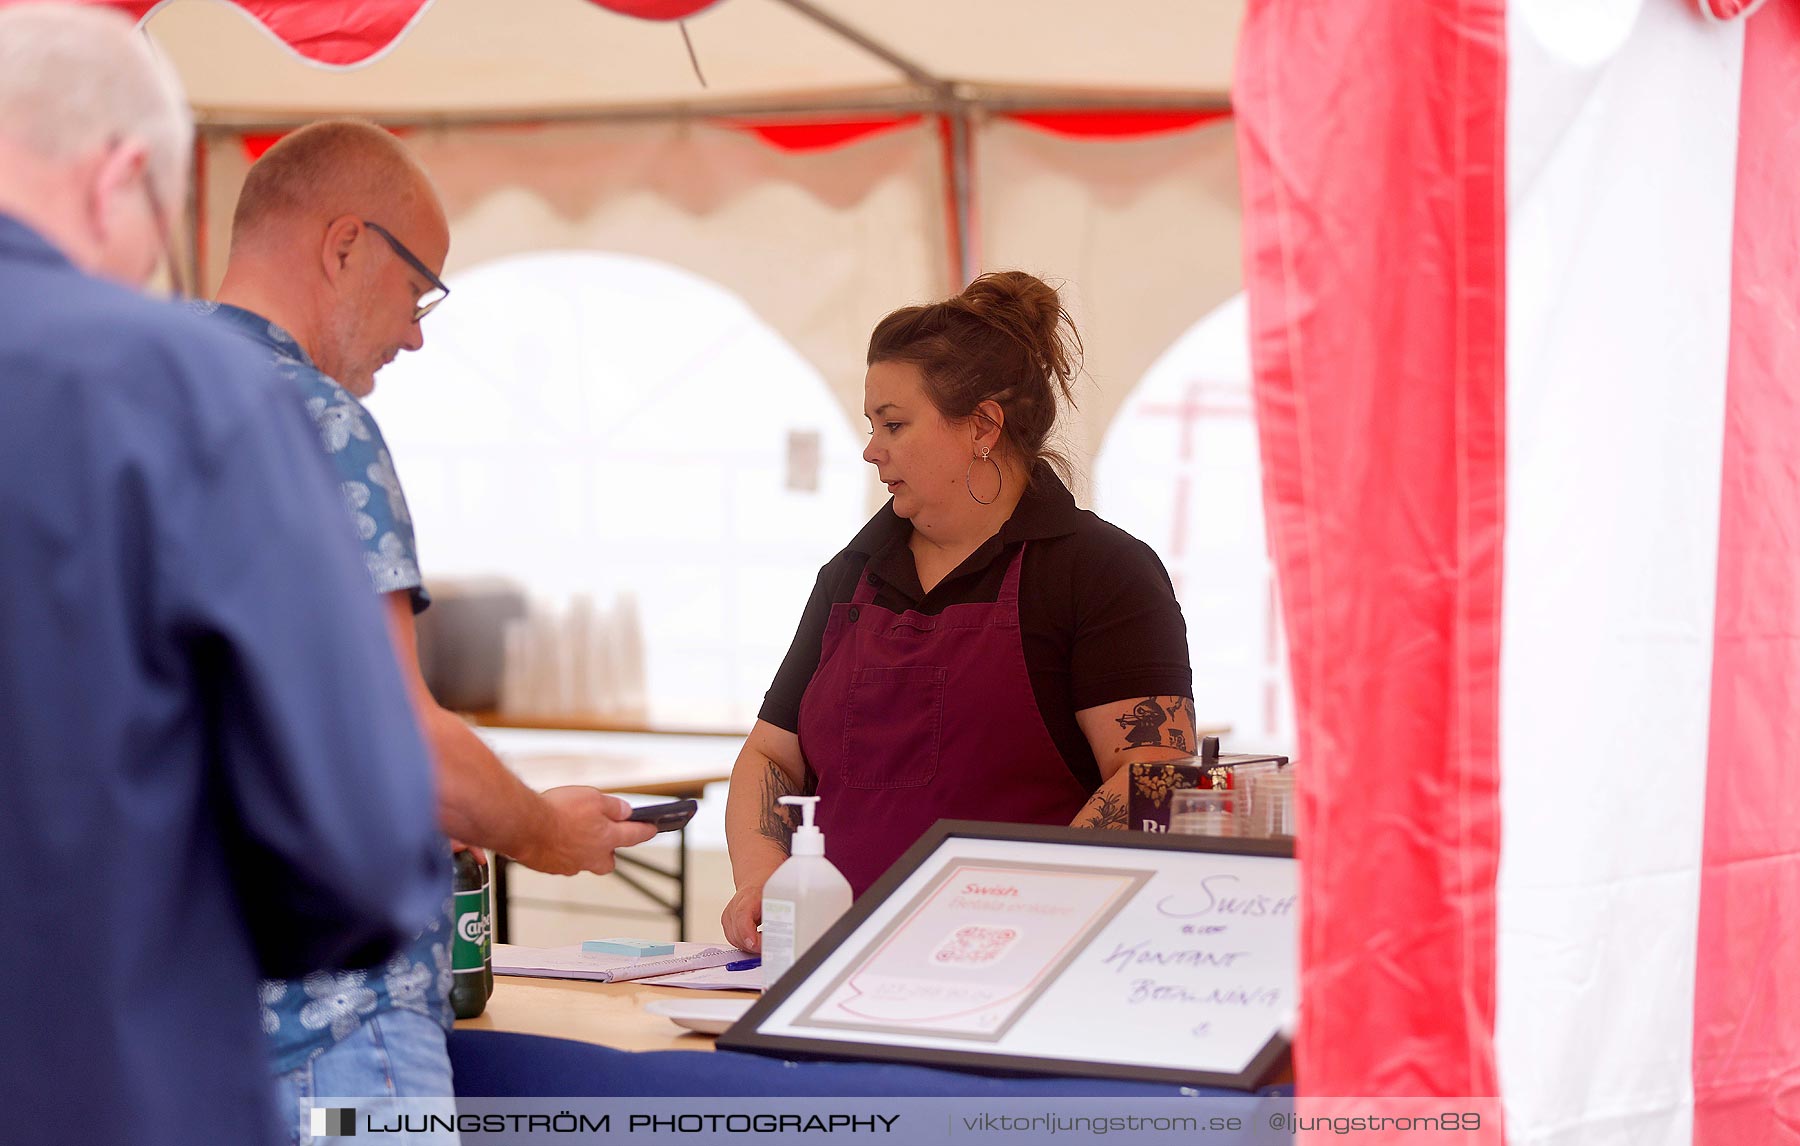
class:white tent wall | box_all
[200,119,948,437]
[976,116,1243,487]
[157,0,1257,729]
[195,114,1244,496]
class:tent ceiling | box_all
[821,1,1241,97]
[140,0,1241,124]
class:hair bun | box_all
[951,271,1079,392]
[958,271,1062,340]
[959,270,1058,310]
[865,269,1084,484]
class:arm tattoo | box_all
[1113,695,1196,752]
[755,761,805,851]
[1079,790,1128,831]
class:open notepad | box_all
[493,942,746,984]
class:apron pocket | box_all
[843,665,945,789]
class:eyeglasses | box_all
[363,220,449,321]
[139,170,187,300]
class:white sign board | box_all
[720,823,1297,1089]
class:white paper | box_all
[640,965,765,992]
[493,942,743,983]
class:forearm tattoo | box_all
[1079,790,1128,831]
[755,761,806,851]
[1113,695,1196,753]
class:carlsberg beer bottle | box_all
[480,851,494,997]
[450,848,491,1019]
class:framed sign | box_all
[718,821,1296,1089]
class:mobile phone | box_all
[625,798,699,833]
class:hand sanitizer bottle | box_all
[761,795,852,985]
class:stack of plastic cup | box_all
[1226,759,1284,838]
[1170,788,1236,837]
[1248,769,1296,838]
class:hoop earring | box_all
[965,447,1002,506]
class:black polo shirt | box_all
[759,467,1193,790]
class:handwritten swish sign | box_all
[723,823,1297,1089]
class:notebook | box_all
[492,942,744,984]
[639,963,765,992]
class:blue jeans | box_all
[272,1008,459,1146]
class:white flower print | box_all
[365,532,421,593]
[187,300,221,317]
[432,939,453,1001]
[366,449,411,525]
[259,980,287,1035]
[266,320,300,349]
[297,969,378,1040]
[341,481,377,540]
[384,951,434,1011]
[306,393,373,454]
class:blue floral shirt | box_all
[197,301,451,1073]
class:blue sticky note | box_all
[582,938,674,957]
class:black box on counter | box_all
[1128,737,1289,833]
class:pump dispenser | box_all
[760,795,852,985]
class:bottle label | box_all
[479,868,493,965]
[762,897,797,979]
[452,887,486,974]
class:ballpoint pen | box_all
[725,957,762,972]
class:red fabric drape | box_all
[580,0,722,18]
[1693,2,1800,1142]
[1235,0,1507,1100]
[727,116,920,153]
[1005,110,1230,138]
[56,0,730,61]
[1697,0,1774,20]
[52,0,430,66]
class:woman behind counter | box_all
[722,271,1197,951]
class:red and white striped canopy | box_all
[1237,0,1800,1141]
[78,0,723,67]
[21,0,1240,123]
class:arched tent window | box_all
[1093,292,1293,752]
[368,251,869,728]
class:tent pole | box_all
[189,90,1230,133]
[947,108,974,288]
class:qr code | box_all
[932,925,1019,964]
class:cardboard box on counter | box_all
[1128,739,1289,833]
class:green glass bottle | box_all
[479,852,494,997]
[450,848,491,1019]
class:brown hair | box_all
[867,271,1082,479]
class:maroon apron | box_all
[797,544,1092,896]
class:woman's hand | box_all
[722,882,766,952]
[723,722,809,949]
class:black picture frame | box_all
[717,820,1296,1090]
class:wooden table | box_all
[456,974,744,1052]
[458,974,1295,1090]
[479,728,740,943]
[482,727,739,799]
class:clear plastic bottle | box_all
[760,795,852,985]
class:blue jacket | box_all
[0,214,448,1146]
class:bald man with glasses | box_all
[201,120,656,1139]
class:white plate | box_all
[643,997,754,1035]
